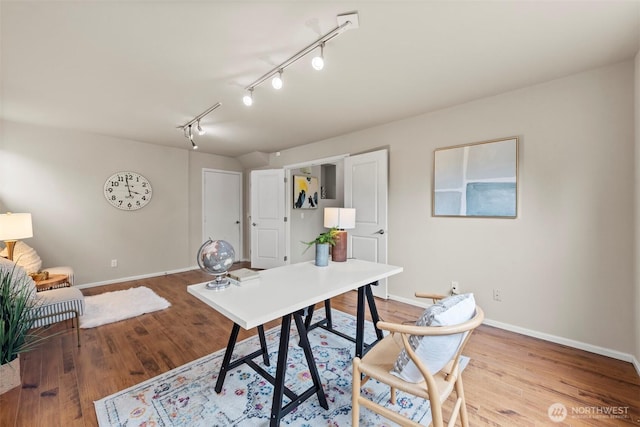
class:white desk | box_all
[187,259,403,426]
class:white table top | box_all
[187,259,403,330]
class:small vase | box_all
[315,243,330,267]
[0,357,21,394]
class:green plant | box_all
[302,227,339,253]
[0,265,43,365]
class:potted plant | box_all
[302,227,338,267]
[0,264,42,394]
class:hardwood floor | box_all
[1,267,638,426]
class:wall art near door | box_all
[433,137,518,218]
[293,175,319,209]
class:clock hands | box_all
[124,175,133,198]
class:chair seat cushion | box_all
[33,286,84,328]
[391,293,476,383]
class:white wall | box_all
[268,61,636,355]
[0,121,242,284]
[635,50,640,366]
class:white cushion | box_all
[0,241,42,274]
[391,293,476,383]
[0,256,36,294]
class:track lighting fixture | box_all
[312,43,325,71]
[177,102,221,149]
[184,125,198,150]
[242,11,359,106]
[243,88,254,106]
[271,70,283,90]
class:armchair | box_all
[0,257,84,346]
[352,293,484,427]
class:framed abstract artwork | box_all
[293,175,319,209]
[433,137,518,218]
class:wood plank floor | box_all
[1,266,638,426]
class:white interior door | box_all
[344,149,389,298]
[250,169,286,269]
[203,169,242,259]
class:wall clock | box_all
[103,171,153,210]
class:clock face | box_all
[103,171,153,211]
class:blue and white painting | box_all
[433,137,518,217]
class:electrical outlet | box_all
[493,288,502,302]
[451,281,460,294]
[111,259,118,268]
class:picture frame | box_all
[293,175,319,209]
[433,136,518,218]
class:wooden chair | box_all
[352,293,484,427]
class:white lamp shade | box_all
[0,213,33,241]
[323,208,356,229]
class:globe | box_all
[197,239,235,291]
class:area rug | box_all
[94,309,469,426]
[80,286,171,329]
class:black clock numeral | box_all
[118,200,123,205]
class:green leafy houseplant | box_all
[0,265,42,365]
[302,227,339,254]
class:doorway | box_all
[202,169,243,260]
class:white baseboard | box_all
[75,266,198,289]
[388,294,640,376]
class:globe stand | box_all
[205,273,231,291]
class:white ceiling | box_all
[2,1,639,158]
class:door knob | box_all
[252,222,257,226]
[235,221,240,224]
[375,229,385,235]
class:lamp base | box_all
[332,230,348,262]
[4,240,17,261]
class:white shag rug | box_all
[80,286,171,329]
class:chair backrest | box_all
[376,306,484,426]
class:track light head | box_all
[188,125,198,149]
[197,120,205,136]
[243,88,254,106]
[271,70,283,90]
[312,43,325,71]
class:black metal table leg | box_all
[324,299,333,329]
[293,311,328,410]
[258,325,270,366]
[270,314,293,426]
[215,322,240,393]
[304,303,316,329]
[365,283,384,340]
[355,286,366,358]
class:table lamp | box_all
[323,208,356,262]
[0,212,33,261]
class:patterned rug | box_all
[94,309,469,426]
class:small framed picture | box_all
[293,175,319,209]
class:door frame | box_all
[284,154,350,264]
[202,168,244,260]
